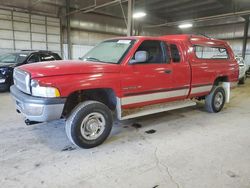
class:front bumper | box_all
[10,85,66,122]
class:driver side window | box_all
[134,40,166,64]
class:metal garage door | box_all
[0,9,61,55]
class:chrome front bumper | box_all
[10,85,66,122]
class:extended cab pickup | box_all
[10,35,239,148]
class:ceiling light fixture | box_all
[178,23,193,29]
[133,12,146,19]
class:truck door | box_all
[167,42,191,99]
[120,40,188,108]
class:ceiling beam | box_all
[65,0,128,17]
[154,0,219,16]
[162,4,223,22]
[217,0,235,12]
[146,0,192,11]
[29,0,44,10]
[0,4,58,17]
[36,1,65,8]
[143,9,250,28]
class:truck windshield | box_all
[81,39,135,64]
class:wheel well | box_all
[62,88,117,117]
[213,76,229,86]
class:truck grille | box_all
[13,68,31,94]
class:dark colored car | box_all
[0,50,61,91]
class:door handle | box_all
[164,70,172,74]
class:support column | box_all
[127,0,134,36]
[66,0,72,59]
[242,16,249,59]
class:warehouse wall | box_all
[0,9,61,55]
[191,23,247,39]
[62,28,120,59]
[63,28,175,60]
[61,12,125,59]
[64,23,250,62]
[61,11,250,63]
[3,7,248,63]
[62,13,177,60]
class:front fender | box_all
[35,73,121,97]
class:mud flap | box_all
[222,82,230,103]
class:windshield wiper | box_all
[83,57,114,64]
[84,57,103,62]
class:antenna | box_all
[196,33,211,39]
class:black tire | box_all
[238,74,246,85]
[65,101,113,149]
[0,83,10,92]
[205,86,226,113]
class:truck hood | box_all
[0,62,16,68]
[19,60,121,78]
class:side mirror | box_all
[130,51,148,64]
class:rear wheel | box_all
[205,86,226,113]
[65,101,113,149]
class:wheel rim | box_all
[80,112,106,140]
[214,92,224,110]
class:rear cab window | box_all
[169,44,181,63]
[162,42,182,63]
[194,46,229,59]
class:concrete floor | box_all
[0,81,250,188]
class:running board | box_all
[117,100,196,120]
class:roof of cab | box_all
[111,34,228,47]
[160,34,227,47]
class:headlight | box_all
[30,79,60,98]
[0,68,7,75]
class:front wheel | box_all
[205,86,226,113]
[65,101,113,149]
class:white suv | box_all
[236,56,248,84]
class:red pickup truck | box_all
[10,34,239,148]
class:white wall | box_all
[63,28,120,60]
[63,44,94,60]
[0,9,61,55]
